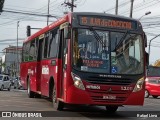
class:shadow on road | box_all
[61,104,129,119]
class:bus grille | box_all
[88,89,128,94]
[86,77,132,85]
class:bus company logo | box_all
[86,85,100,89]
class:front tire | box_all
[145,90,150,98]
[106,106,118,113]
[52,85,64,111]
[27,79,35,98]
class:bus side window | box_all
[29,40,36,61]
[24,42,30,61]
[37,39,44,61]
[43,33,49,59]
[48,27,59,58]
[22,43,26,62]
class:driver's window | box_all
[134,38,141,62]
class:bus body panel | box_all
[65,80,144,105]
[40,59,61,97]
[20,61,38,92]
[20,62,28,89]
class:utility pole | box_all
[63,0,76,12]
[17,21,19,76]
[47,0,50,26]
[130,0,134,18]
[115,0,118,15]
[71,0,74,12]
[0,0,5,13]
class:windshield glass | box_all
[147,66,160,77]
[111,32,144,74]
[73,28,144,74]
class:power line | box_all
[0,0,64,27]
[3,10,59,18]
[119,0,155,15]
[62,0,76,12]
[0,37,24,41]
[104,0,130,13]
[75,0,86,6]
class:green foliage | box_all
[0,62,6,67]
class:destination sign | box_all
[79,16,137,30]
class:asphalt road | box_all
[0,88,160,120]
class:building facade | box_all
[1,45,22,77]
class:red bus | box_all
[20,12,147,112]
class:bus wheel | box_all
[27,80,35,98]
[145,90,150,98]
[152,95,158,98]
[52,85,64,111]
[105,106,118,113]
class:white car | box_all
[0,74,11,91]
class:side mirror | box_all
[144,34,147,47]
[27,25,31,37]
[145,52,149,66]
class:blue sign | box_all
[111,67,117,73]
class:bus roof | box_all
[23,12,141,43]
[23,13,70,43]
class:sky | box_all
[0,0,160,64]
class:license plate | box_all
[103,95,116,100]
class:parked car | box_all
[0,74,12,91]
[10,77,15,86]
[145,66,160,98]
[14,77,23,89]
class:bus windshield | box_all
[73,28,144,74]
[147,66,160,77]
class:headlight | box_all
[133,77,144,92]
[71,72,85,90]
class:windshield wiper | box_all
[115,30,129,50]
[89,27,106,48]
